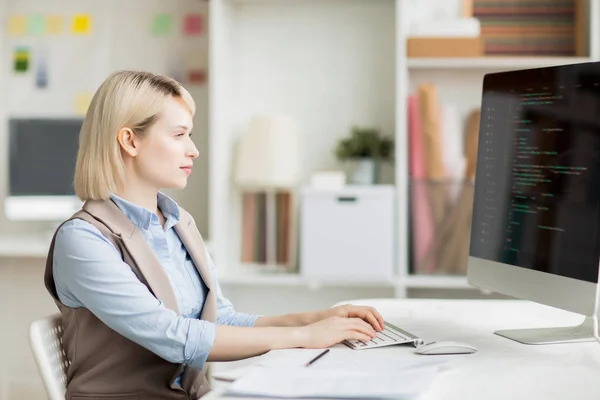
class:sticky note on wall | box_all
[36,47,49,89]
[186,50,209,85]
[151,13,173,36]
[27,15,45,35]
[13,47,30,73]
[46,15,64,34]
[184,14,204,36]
[187,69,207,85]
[75,92,93,115]
[8,16,27,36]
[72,14,91,34]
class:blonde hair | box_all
[74,70,195,201]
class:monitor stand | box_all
[495,316,599,345]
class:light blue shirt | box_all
[52,193,259,385]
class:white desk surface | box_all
[206,298,600,400]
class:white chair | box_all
[29,313,69,400]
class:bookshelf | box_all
[208,0,600,302]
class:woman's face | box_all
[131,96,199,190]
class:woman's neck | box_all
[116,185,159,215]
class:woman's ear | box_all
[117,127,138,157]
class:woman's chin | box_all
[160,179,188,190]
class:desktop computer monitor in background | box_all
[5,118,83,221]
[467,61,600,345]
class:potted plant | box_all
[334,126,394,184]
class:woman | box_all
[44,70,384,400]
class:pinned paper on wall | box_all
[151,13,173,36]
[72,14,91,34]
[13,47,30,73]
[36,47,49,89]
[27,15,45,35]
[8,16,27,36]
[183,14,204,36]
[75,92,93,115]
[46,15,64,34]
[188,69,207,85]
[185,50,208,85]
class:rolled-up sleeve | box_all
[204,249,261,327]
[53,219,215,370]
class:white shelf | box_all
[408,57,593,70]
[217,268,471,290]
[217,269,397,288]
[0,235,52,258]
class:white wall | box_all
[233,0,396,176]
[0,0,211,238]
[210,0,397,273]
[0,1,209,398]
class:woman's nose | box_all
[187,143,199,158]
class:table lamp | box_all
[234,114,300,269]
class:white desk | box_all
[206,298,600,400]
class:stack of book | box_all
[408,84,480,275]
[240,191,293,269]
[473,0,584,56]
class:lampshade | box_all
[235,114,300,189]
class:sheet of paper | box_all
[212,365,263,382]
[226,366,440,399]
[256,347,447,373]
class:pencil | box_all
[305,349,330,367]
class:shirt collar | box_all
[109,192,180,231]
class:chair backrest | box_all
[29,313,69,400]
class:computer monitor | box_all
[467,61,600,345]
[5,118,83,221]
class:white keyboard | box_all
[343,322,423,350]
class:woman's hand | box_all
[316,305,385,331]
[297,316,377,349]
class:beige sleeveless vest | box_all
[44,199,217,400]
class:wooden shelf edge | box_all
[408,56,593,70]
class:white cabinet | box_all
[300,186,396,282]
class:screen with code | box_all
[470,62,600,284]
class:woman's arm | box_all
[205,249,263,327]
[208,316,377,361]
[206,251,383,330]
[53,219,216,370]
[254,312,320,327]
[207,248,317,327]
[54,220,377,367]
[253,306,384,330]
